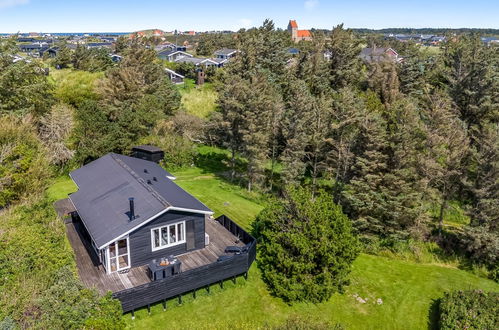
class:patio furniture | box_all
[224,246,242,254]
[148,256,182,281]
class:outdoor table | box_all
[148,257,182,281]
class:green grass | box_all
[46,161,498,330]
[174,167,263,229]
[125,253,498,330]
[178,79,218,118]
[46,176,77,202]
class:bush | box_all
[0,198,124,329]
[254,186,360,303]
[460,226,499,281]
[36,267,124,329]
[0,116,50,207]
[139,119,197,169]
[439,290,498,330]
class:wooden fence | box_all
[113,215,256,313]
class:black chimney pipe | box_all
[129,197,135,220]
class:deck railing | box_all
[113,215,256,313]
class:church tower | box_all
[288,20,298,41]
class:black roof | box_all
[133,145,163,153]
[69,153,212,248]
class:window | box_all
[151,221,186,251]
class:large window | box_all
[151,221,185,251]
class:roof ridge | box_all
[111,154,171,208]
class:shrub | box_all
[460,226,499,281]
[254,186,360,303]
[36,267,124,329]
[0,116,50,207]
[139,119,197,169]
[439,290,498,329]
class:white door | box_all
[107,237,130,273]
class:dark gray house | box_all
[65,148,256,313]
[69,152,212,274]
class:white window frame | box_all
[150,221,186,252]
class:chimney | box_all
[129,197,135,220]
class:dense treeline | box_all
[0,38,181,327]
[351,27,499,36]
[210,21,499,284]
[0,20,498,324]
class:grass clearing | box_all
[45,158,498,330]
[46,175,77,201]
[125,253,498,330]
[179,79,218,118]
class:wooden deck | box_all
[65,217,244,295]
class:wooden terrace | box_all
[66,216,247,295]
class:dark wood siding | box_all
[128,210,205,267]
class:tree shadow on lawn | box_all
[427,298,440,330]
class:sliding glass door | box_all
[107,237,130,273]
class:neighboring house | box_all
[157,49,193,62]
[165,68,185,84]
[288,20,312,42]
[287,47,300,55]
[174,56,219,67]
[481,36,499,46]
[39,46,59,58]
[214,48,238,60]
[359,47,402,63]
[86,42,113,49]
[19,43,43,53]
[63,146,256,313]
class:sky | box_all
[0,0,498,33]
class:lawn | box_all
[124,254,498,330]
[46,164,499,330]
[178,79,218,118]
[46,175,78,201]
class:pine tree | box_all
[280,78,314,185]
[421,91,469,232]
[53,43,73,69]
[468,123,499,231]
[254,186,359,303]
[325,24,363,90]
[443,35,499,130]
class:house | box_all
[288,20,312,42]
[157,49,193,62]
[86,42,113,49]
[63,147,255,313]
[174,56,219,67]
[481,36,499,46]
[359,47,402,63]
[214,48,238,60]
[165,68,185,84]
[287,47,300,55]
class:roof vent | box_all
[153,176,157,181]
[147,179,152,184]
[144,169,148,173]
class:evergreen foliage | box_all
[439,290,498,330]
[254,186,359,303]
[0,38,54,116]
